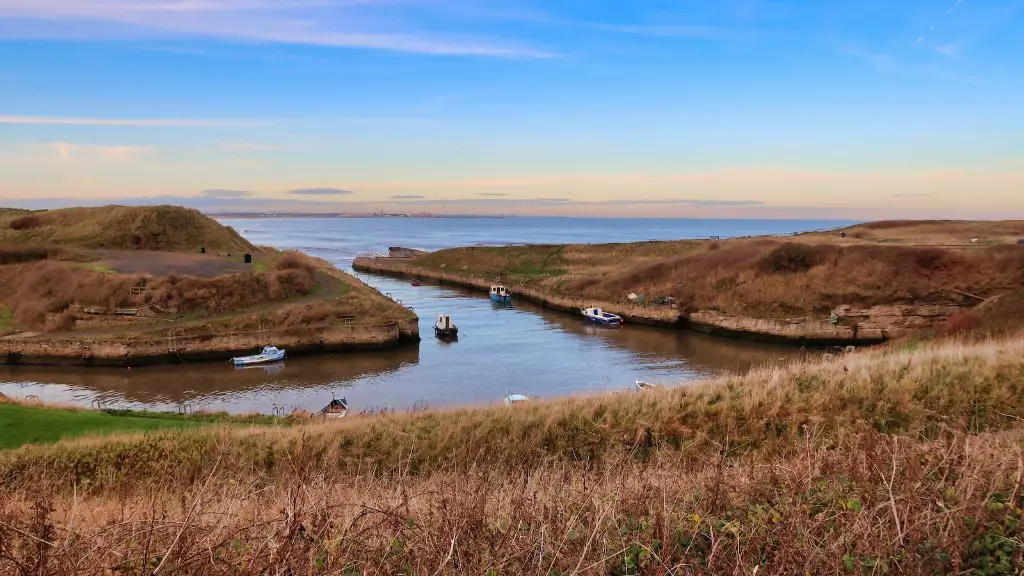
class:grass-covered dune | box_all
[0,205,418,361]
[358,220,1024,337]
[3,337,1024,574]
[0,205,254,252]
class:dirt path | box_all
[94,250,255,278]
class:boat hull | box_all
[231,350,286,366]
[434,327,459,340]
[584,315,622,326]
[489,294,512,304]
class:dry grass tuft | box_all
[2,336,1024,573]
[8,215,42,231]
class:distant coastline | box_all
[214,212,510,219]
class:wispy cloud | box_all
[934,43,959,57]
[390,194,426,199]
[287,188,355,196]
[0,115,247,127]
[478,192,508,197]
[200,189,253,198]
[49,142,150,159]
[0,0,554,58]
[891,193,933,198]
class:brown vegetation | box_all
[3,337,1024,573]
[402,222,1024,329]
[8,215,42,231]
[0,245,62,266]
[0,205,255,252]
[0,253,320,331]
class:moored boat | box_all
[581,307,623,326]
[489,285,512,304]
[319,397,349,419]
[635,380,663,391]
[434,314,459,340]
[504,393,530,406]
[231,346,286,366]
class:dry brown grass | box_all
[7,215,42,231]
[0,205,255,252]
[0,245,63,266]
[0,258,320,330]
[408,231,1024,324]
[2,336,1024,573]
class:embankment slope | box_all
[355,220,1024,343]
[0,205,418,364]
[3,336,1024,573]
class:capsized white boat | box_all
[635,379,664,391]
[231,346,286,366]
[504,393,530,406]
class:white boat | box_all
[434,314,459,339]
[635,380,664,391]
[582,307,623,326]
[231,346,286,366]
[504,393,530,406]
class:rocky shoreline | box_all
[0,319,420,367]
[354,256,962,346]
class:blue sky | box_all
[0,0,1022,217]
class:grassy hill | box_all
[398,220,1024,329]
[3,336,1024,573]
[0,205,255,252]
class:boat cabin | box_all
[490,285,510,298]
[436,314,455,330]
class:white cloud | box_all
[0,0,554,57]
[934,43,959,56]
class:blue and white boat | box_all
[581,307,623,326]
[231,346,286,366]
[489,285,512,304]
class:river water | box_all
[0,218,854,414]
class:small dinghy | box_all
[582,307,623,326]
[319,397,349,419]
[411,280,423,287]
[489,285,512,304]
[635,380,664,391]
[231,346,285,367]
[434,314,459,340]
[504,393,530,406]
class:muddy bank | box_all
[354,257,961,346]
[0,319,420,367]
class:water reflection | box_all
[0,346,420,412]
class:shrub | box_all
[0,246,59,265]
[14,301,45,327]
[45,311,78,332]
[759,243,823,274]
[938,312,982,335]
[9,215,42,231]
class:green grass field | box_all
[0,404,213,449]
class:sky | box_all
[0,0,1022,218]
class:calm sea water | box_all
[0,217,854,414]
